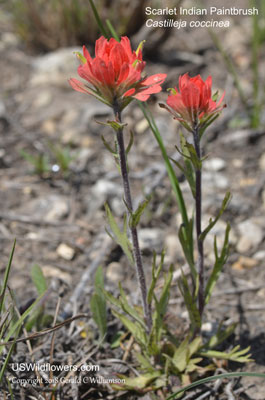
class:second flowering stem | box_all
[193,126,204,319]
[113,107,152,333]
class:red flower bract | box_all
[69,36,167,109]
[164,73,225,128]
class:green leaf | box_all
[126,130,134,155]
[0,291,46,353]
[110,331,123,349]
[188,336,202,356]
[90,266,107,339]
[112,372,162,391]
[96,119,127,131]
[147,251,164,306]
[156,265,173,319]
[101,288,122,309]
[204,223,230,305]
[129,196,151,229]
[199,345,253,363]
[178,222,196,281]
[184,142,202,170]
[105,19,120,41]
[171,157,195,198]
[88,0,109,38]
[111,310,147,347]
[178,272,201,331]
[138,103,189,231]
[118,284,146,329]
[199,113,220,138]
[73,51,86,64]
[0,241,16,315]
[206,322,236,349]
[135,353,155,372]
[31,265,47,296]
[199,191,232,242]
[90,293,107,339]
[105,204,134,265]
[101,135,117,155]
[172,337,189,372]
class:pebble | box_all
[92,179,123,200]
[106,262,124,283]
[135,118,149,134]
[204,157,226,172]
[232,256,259,270]
[253,250,265,260]
[19,194,69,222]
[42,265,71,283]
[164,234,183,263]
[30,47,81,87]
[237,219,264,253]
[138,228,163,251]
[202,171,229,190]
[56,243,75,260]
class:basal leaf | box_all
[90,293,107,339]
[111,310,148,347]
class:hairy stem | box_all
[113,105,152,333]
[193,126,204,319]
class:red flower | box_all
[69,36,167,109]
[162,74,225,129]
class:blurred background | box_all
[0,0,265,396]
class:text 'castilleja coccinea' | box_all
[69,36,167,109]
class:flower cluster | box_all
[69,36,166,109]
[161,73,225,129]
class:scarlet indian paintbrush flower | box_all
[160,73,225,131]
[69,36,167,109]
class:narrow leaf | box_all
[105,204,134,265]
[31,264,47,296]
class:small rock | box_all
[204,157,226,172]
[34,91,53,108]
[86,180,123,215]
[253,250,265,260]
[232,256,258,270]
[203,171,229,190]
[106,262,123,283]
[30,47,81,87]
[19,194,69,222]
[135,119,149,134]
[92,180,123,199]
[164,234,182,263]
[138,228,163,251]
[237,219,264,253]
[42,265,71,283]
[56,243,75,260]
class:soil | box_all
[0,2,265,399]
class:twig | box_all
[0,314,88,346]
